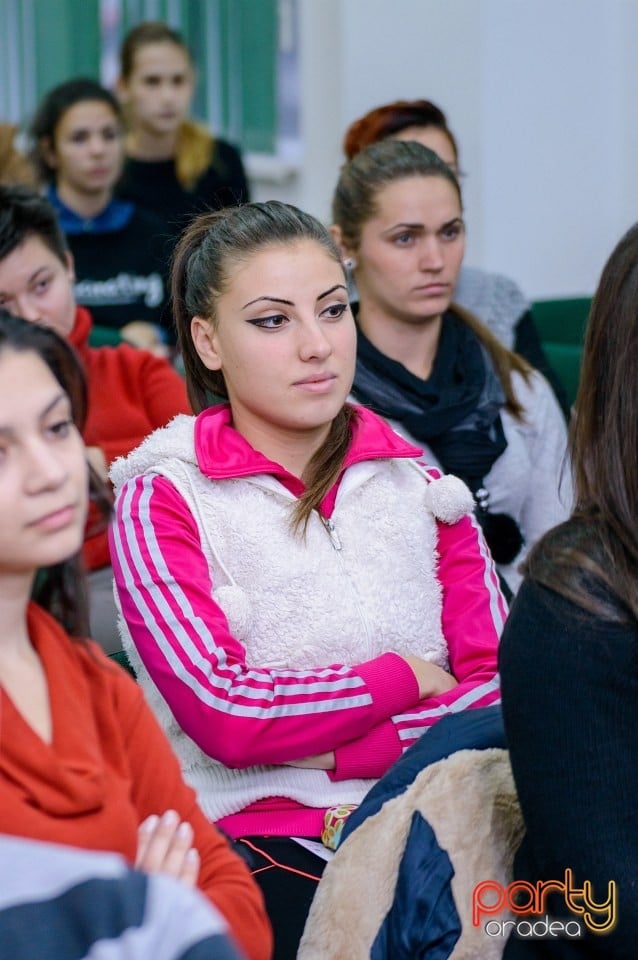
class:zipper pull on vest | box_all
[322,517,342,551]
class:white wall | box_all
[254,0,638,300]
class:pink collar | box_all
[194,403,421,491]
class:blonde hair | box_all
[175,119,214,190]
[120,20,214,189]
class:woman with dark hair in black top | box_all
[499,222,638,958]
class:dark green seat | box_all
[541,343,584,411]
[531,297,591,408]
[108,648,136,679]
[88,325,123,347]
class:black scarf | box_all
[353,310,523,564]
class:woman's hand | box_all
[284,751,336,770]
[120,320,170,358]
[400,655,458,699]
[135,809,200,887]
[283,658,457,770]
[269,658,457,771]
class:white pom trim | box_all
[213,585,253,639]
[424,474,475,524]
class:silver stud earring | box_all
[343,257,357,270]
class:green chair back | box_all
[108,649,136,679]
[531,297,591,345]
[531,297,592,407]
[89,325,123,347]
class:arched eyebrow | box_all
[383,222,424,234]
[242,284,347,310]
[317,284,347,302]
[242,296,294,309]
[382,217,464,236]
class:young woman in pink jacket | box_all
[110,200,507,959]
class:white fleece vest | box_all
[112,415,475,822]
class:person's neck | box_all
[57,182,111,220]
[126,128,178,161]
[231,411,331,482]
[357,302,443,381]
[0,575,35,662]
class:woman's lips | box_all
[413,283,450,295]
[29,504,77,531]
[293,373,338,393]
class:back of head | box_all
[572,223,638,527]
[0,183,68,265]
[343,98,458,161]
[172,199,343,413]
[332,138,461,252]
[527,222,638,621]
[30,78,122,184]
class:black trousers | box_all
[238,837,328,960]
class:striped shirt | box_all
[0,836,241,960]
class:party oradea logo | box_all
[472,869,616,940]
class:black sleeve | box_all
[212,139,251,204]
[499,580,638,958]
[513,310,571,420]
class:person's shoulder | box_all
[521,519,637,629]
[456,265,529,311]
[97,339,179,378]
[508,366,563,422]
[509,365,541,397]
[32,613,143,715]
[347,403,422,459]
[127,205,169,234]
[74,636,140,693]
[118,156,177,196]
[213,137,244,163]
[203,138,248,196]
[109,413,198,492]
[84,339,143,374]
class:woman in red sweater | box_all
[0,183,191,652]
[0,310,271,960]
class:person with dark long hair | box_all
[499,223,638,957]
[331,139,571,592]
[0,311,271,960]
[110,199,507,958]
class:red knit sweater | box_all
[69,307,190,570]
[0,603,272,960]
